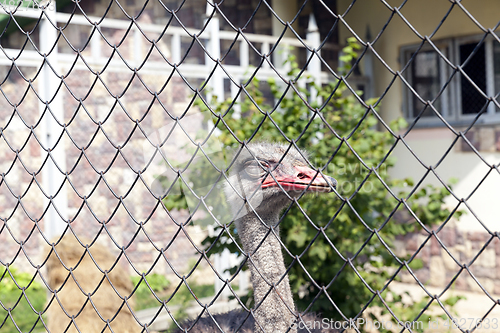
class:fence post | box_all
[261,42,270,69]
[204,2,230,300]
[134,27,142,67]
[364,26,374,100]
[171,33,181,64]
[204,3,224,103]
[237,39,248,115]
[91,25,101,60]
[38,4,69,241]
[306,13,321,103]
[239,39,249,68]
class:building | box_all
[338,0,500,296]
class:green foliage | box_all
[132,273,171,310]
[383,291,465,332]
[164,37,464,325]
[131,272,214,322]
[166,283,216,323]
[0,267,46,333]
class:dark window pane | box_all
[494,43,500,110]
[460,42,486,114]
[409,50,441,118]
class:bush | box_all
[0,267,46,333]
[131,271,215,322]
[131,273,171,311]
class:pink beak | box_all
[261,166,337,193]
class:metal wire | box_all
[0,0,499,332]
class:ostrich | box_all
[173,142,338,333]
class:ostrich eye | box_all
[244,160,269,178]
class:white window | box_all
[402,36,500,124]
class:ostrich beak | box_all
[262,165,337,193]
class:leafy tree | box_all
[163,38,463,326]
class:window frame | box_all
[401,35,500,126]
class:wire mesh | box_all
[0,0,499,332]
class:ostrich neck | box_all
[237,209,297,333]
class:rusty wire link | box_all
[0,0,499,332]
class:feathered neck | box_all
[236,207,297,333]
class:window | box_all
[403,36,500,124]
[408,49,444,118]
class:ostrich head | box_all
[225,142,337,222]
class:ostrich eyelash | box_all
[243,160,270,177]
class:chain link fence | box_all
[0,0,500,332]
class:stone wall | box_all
[461,125,500,152]
[395,225,500,295]
[0,59,215,286]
